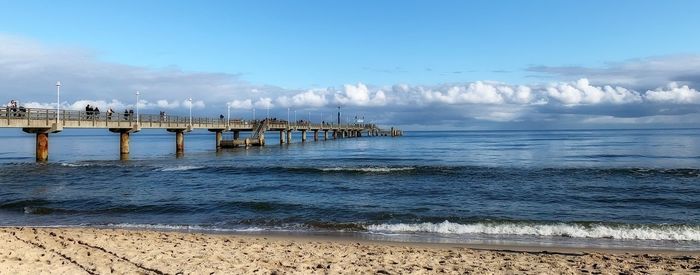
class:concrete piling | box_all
[313,130,318,141]
[286,130,292,144]
[215,130,222,149]
[301,130,307,142]
[36,132,49,162]
[280,130,285,144]
[176,130,184,154]
[324,130,328,140]
[120,131,130,155]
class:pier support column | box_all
[323,130,328,140]
[301,130,307,142]
[215,130,223,149]
[120,131,130,156]
[23,128,57,162]
[333,130,337,139]
[108,128,133,160]
[167,129,186,156]
[313,130,319,141]
[280,130,285,144]
[286,130,292,144]
[176,131,184,154]
[36,132,49,162]
[357,131,362,137]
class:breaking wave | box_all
[155,165,205,172]
[318,167,416,173]
[107,223,266,232]
[367,221,700,242]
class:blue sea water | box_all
[0,128,699,250]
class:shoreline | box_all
[1,226,698,274]
[3,225,698,255]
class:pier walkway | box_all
[0,107,403,161]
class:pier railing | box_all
[1,107,379,131]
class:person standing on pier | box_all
[107,107,113,120]
[85,105,93,119]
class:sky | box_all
[1,0,699,130]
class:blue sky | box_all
[1,1,700,129]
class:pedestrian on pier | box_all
[85,105,93,119]
[107,108,113,120]
[123,109,129,120]
[94,107,100,118]
[220,114,224,121]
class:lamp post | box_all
[55,81,61,123]
[294,110,297,122]
[187,97,193,126]
[135,91,140,123]
[227,103,231,127]
[252,107,256,121]
[287,107,290,123]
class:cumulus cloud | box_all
[545,79,641,105]
[334,83,387,107]
[645,83,700,104]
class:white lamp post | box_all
[294,110,297,122]
[187,97,193,125]
[55,81,61,123]
[227,103,231,127]
[135,91,140,123]
[287,107,290,123]
[252,107,256,121]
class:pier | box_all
[0,107,402,161]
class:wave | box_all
[107,223,267,232]
[318,167,416,173]
[367,221,700,242]
[155,165,205,172]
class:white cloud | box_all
[644,83,700,104]
[253,98,273,109]
[334,83,387,106]
[228,99,253,109]
[545,79,641,105]
[276,89,328,108]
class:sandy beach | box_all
[0,227,697,274]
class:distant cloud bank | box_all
[1,34,699,129]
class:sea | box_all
[0,128,698,251]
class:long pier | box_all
[0,107,403,161]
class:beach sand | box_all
[0,227,698,274]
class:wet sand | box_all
[1,227,698,274]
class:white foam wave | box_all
[155,165,205,172]
[107,223,266,232]
[367,221,700,242]
[320,167,415,172]
[60,162,92,167]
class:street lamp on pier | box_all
[135,91,140,123]
[55,81,61,124]
[187,97,193,126]
[227,103,231,128]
